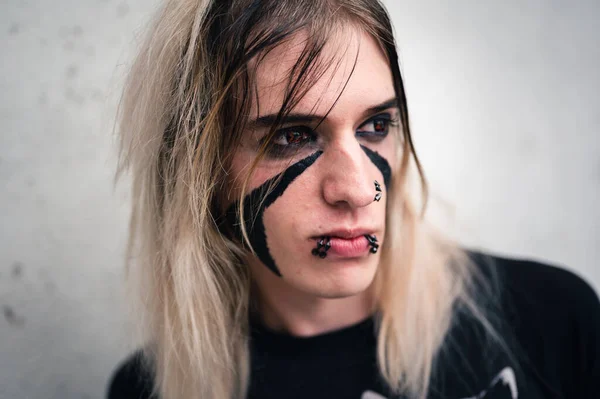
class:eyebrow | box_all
[248,97,399,129]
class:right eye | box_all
[273,127,315,146]
[265,126,317,157]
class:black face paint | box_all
[360,145,391,188]
[360,147,389,257]
[222,144,391,276]
[224,151,323,276]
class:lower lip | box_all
[323,236,371,258]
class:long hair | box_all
[116,0,501,398]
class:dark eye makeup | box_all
[355,113,399,141]
[260,112,399,159]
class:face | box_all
[226,28,399,299]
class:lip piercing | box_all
[365,234,379,254]
[374,180,382,202]
[312,236,331,258]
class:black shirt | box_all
[107,250,600,398]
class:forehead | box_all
[250,28,395,121]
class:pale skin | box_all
[228,27,399,337]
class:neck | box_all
[251,271,376,337]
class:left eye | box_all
[357,114,393,136]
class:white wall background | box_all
[0,1,598,398]
[384,0,599,283]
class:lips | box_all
[315,228,374,240]
[311,228,378,258]
[327,236,370,257]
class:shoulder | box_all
[465,248,600,395]
[465,248,600,321]
[106,349,156,399]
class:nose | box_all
[321,138,377,209]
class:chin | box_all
[298,261,378,298]
[312,286,370,299]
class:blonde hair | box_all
[116,0,501,398]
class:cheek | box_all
[226,152,278,206]
[260,174,320,263]
[384,134,400,170]
[262,174,317,236]
[225,151,248,205]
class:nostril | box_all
[320,143,382,208]
[322,176,378,208]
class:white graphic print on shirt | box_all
[360,367,518,399]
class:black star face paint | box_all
[223,143,392,276]
[224,151,323,276]
[360,145,391,188]
[361,147,389,257]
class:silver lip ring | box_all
[312,236,331,259]
[365,234,379,254]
